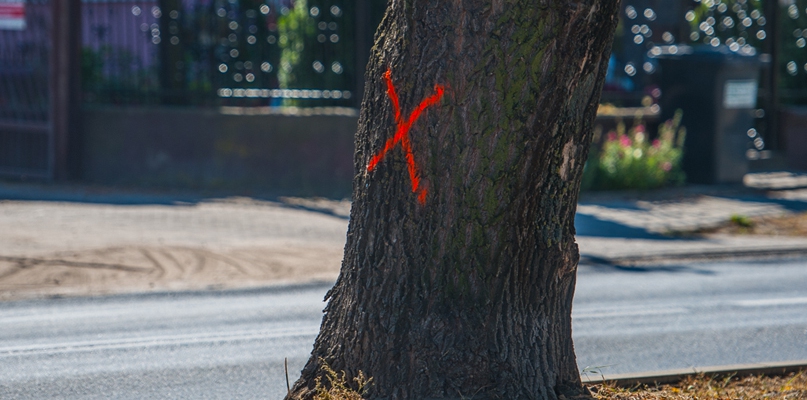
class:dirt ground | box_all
[0,197,351,301]
[697,211,807,237]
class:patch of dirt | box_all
[0,197,350,301]
[0,244,342,301]
[697,212,807,237]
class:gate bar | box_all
[50,0,82,181]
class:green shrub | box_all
[582,110,686,191]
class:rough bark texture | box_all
[288,1,620,399]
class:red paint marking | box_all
[368,69,445,205]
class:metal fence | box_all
[80,0,386,107]
[779,0,807,105]
[71,0,807,110]
[2,0,807,180]
[5,1,807,110]
[0,0,50,177]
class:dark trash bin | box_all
[652,45,761,184]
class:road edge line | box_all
[582,360,807,386]
[581,247,807,266]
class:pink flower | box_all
[620,136,632,147]
[661,161,672,172]
[652,139,661,148]
[634,124,646,133]
[607,131,617,142]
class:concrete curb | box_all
[581,247,807,266]
[582,360,807,386]
[4,279,338,304]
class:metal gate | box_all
[0,0,51,179]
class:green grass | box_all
[730,214,754,229]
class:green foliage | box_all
[81,46,160,104]
[81,47,105,90]
[685,0,765,49]
[730,213,753,228]
[277,0,316,91]
[582,110,686,191]
[276,0,385,106]
[778,0,807,104]
[683,0,807,104]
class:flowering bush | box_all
[582,110,686,191]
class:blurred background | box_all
[3,4,807,397]
[1,0,806,197]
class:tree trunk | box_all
[288,1,620,399]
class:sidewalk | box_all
[0,183,351,300]
[1,172,806,300]
[576,172,807,264]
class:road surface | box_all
[1,258,806,399]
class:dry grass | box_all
[311,359,372,400]
[589,371,807,400]
[299,366,806,399]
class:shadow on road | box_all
[579,258,717,276]
[574,213,691,241]
[0,181,351,220]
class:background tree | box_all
[277,0,357,106]
[289,1,620,399]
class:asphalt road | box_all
[1,258,806,399]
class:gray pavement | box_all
[1,172,807,300]
[2,258,806,398]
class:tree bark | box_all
[288,1,620,399]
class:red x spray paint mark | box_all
[367,68,445,205]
